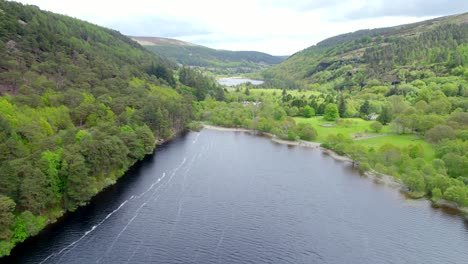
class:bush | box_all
[444,186,468,207]
[287,130,298,141]
[426,125,456,143]
[431,188,443,201]
[359,162,371,172]
[324,104,339,121]
[297,123,317,141]
[187,121,203,131]
[370,121,383,133]
[303,105,315,118]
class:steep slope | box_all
[0,1,196,257]
[263,13,468,88]
[131,36,286,75]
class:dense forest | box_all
[132,36,286,75]
[261,12,468,87]
[0,1,223,257]
[1,0,467,258]
[198,13,468,213]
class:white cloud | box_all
[13,0,466,55]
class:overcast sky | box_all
[14,0,468,55]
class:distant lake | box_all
[217,77,264,86]
[6,129,468,263]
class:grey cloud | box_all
[107,17,211,38]
[344,0,468,19]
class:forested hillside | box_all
[199,14,468,211]
[263,13,468,88]
[132,36,286,75]
[0,1,218,256]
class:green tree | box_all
[303,105,315,118]
[338,96,346,117]
[426,125,456,143]
[61,145,96,209]
[431,188,443,200]
[378,144,401,166]
[444,186,468,207]
[324,104,339,121]
[408,144,425,159]
[442,153,468,178]
[360,100,370,115]
[377,105,392,125]
[0,195,15,240]
[403,172,426,193]
[370,122,383,133]
[345,144,368,166]
[297,123,317,141]
[19,164,55,214]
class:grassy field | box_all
[295,116,435,160]
[294,117,391,142]
[356,134,435,161]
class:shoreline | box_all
[202,124,322,148]
[202,124,467,216]
[1,130,184,258]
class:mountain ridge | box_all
[131,36,286,75]
[262,12,468,87]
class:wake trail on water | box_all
[151,157,186,202]
[192,132,201,144]
[39,198,133,264]
[135,172,166,199]
[41,148,197,263]
[128,150,203,262]
[43,164,173,263]
[99,157,188,262]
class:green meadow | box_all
[294,116,435,160]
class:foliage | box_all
[262,13,468,89]
[324,104,339,121]
[426,125,456,143]
[179,67,224,100]
[370,122,383,133]
[0,1,203,256]
[0,195,15,240]
[303,105,315,118]
[212,85,467,211]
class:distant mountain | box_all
[262,12,468,88]
[131,36,286,75]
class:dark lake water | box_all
[217,78,264,86]
[5,129,468,264]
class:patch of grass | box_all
[294,117,388,142]
[356,134,435,161]
[295,116,435,160]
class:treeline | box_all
[179,67,225,101]
[194,93,317,141]
[0,1,203,256]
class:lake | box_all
[217,77,264,86]
[5,129,468,263]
